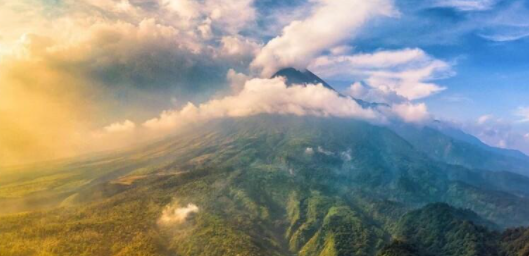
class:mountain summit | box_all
[272,67,388,109]
[272,67,336,91]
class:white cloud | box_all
[226,69,250,93]
[516,107,529,123]
[206,0,256,34]
[0,0,263,165]
[143,77,381,131]
[346,82,369,99]
[479,30,529,42]
[478,115,492,125]
[345,82,432,123]
[317,48,452,101]
[158,203,199,226]
[329,45,353,56]
[390,102,431,123]
[317,146,334,156]
[221,36,261,57]
[251,0,398,77]
[478,1,529,42]
[432,0,499,11]
[83,0,257,35]
[163,0,201,21]
[142,73,434,134]
[104,120,136,133]
[345,82,405,105]
[340,149,352,162]
[497,139,507,148]
[313,48,430,71]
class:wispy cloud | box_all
[431,0,499,11]
[310,48,453,101]
[143,77,381,131]
[158,203,199,226]
[104,120,136,133]
[478,1,529,42]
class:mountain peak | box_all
[271,67,336,91]
[272,67,390,109]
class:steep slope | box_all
[500,227,529,256]
[2,116,529,255]
[395,203,499,256]
[392,204,529,256]
[391,124,529,177]
[377,241,420,256]
[272,67,529,178]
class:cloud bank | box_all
[143,77,380,131]
[0,0,261,165]
[142,74,432,133]
[431,0,499,11]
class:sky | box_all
[1,0,529,165]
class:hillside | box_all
[1,116,529,255]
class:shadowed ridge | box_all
[272,67,390,109]
[272,67,336,90]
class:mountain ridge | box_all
[2,70,529,255]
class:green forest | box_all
[2,116,529,256]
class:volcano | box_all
[272,67,336,90]
[2,70,529,256]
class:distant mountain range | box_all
[274,67,529,177]
[1,68,529,255]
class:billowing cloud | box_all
[251,0,398,77]
[158,203,199,226]
[104,120,136,133]
[0,0,260,165]
[311,48,452,101]
[143,77,380,131]
[345,82,405,105]
[226,69,250,93]
[390,102,430,123]
[221,36,261,58]
[0,0,454,165]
